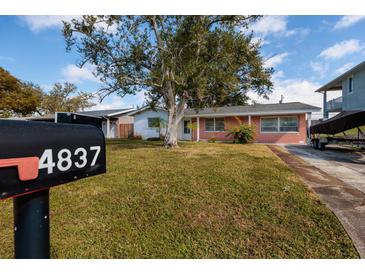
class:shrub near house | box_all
[227,124,255,144]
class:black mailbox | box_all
[0,119,106,200]
[55,112,103,130]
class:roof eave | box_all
[314,82,343,93]
[184,109,321,118]
[107,108,135,117]
[314,60,365,93]
[128,106,167,116]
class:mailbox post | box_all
[0,117,106,259]
[14,189,50,258]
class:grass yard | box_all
[0,140,359,258]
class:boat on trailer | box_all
[310,110,365,150]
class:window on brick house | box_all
[261,116,298,132]
[205,118,225,131]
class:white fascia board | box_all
[107,108,135,117]
[183,109,320,118]
[128,107,167,116]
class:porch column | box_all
[196,117,200,142]
[307,112,312,144]
[307,113,312,128]
[323,91,328,119]
[248,115,251,125]
[106,118,110,138]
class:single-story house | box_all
[79,108,135,138]
[20,108,136,139]
[131,102,321,144]
[128,107,168,140]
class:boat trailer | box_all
[310,110,365,150]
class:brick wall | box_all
[251,114,307,144]
[191,114,307,144]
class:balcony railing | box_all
[326,96,343,112]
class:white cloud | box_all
[61,64,100,84]
[20,15,79,32]
[264,52,289,68]
[271,78,322,107]
[248,77,322,113]
[272,70,285,79]
[333,16,365,30]
[250,16,309,39]
[319,39,363,60]
[0,56,15,62]
[251,16,288,37]
[86,91,147,111]
[20,16,118,34]
[135,92,147,105]
[333,62,355,76]
[310,61,329,78]
[87,95,129,111]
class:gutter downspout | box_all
[197,117,200,142]
[106,118,110,138]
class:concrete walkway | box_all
[269,145,365,258]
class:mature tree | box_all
[63,16,273,148]
[41,82,95,114]
[0,67,43,117]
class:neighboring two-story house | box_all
[315,60,365,119]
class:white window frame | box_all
[204,117,225,132]
[348,76,353,93]
[260,116,299,134]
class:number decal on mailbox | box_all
[38,146,101,174]
[74,148,87,168]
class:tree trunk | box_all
[164,109,179,148]
[164,101,185,149]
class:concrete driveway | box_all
[269,144,365,258]
[285,145,365,194]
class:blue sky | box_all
[1,15,365,117]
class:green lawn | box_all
[0,140,358,258]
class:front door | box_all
[182,119,192,140]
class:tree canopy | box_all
[63,16,273,147]
[40,82,95,114]
[0,67,95,117]
[0,67,43,117]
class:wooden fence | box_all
[119,124,133,139]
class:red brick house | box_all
[179,102,320,144]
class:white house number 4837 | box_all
[38,146,101,174]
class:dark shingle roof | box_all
[184,102,320,117]
[78,108,134,117]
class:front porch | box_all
[178,114,308,144]
[179,116,252,142]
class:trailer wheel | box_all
[312,139,319,149]
[319,141,326,151]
